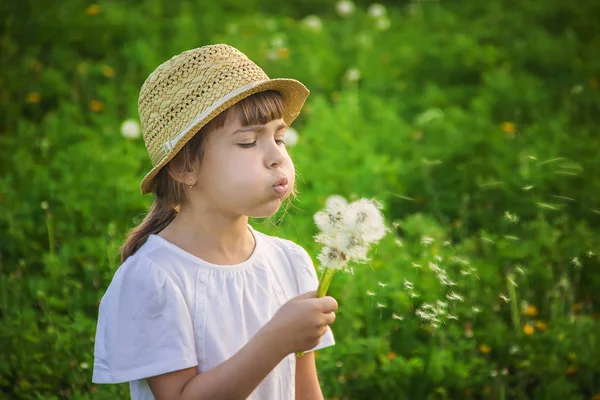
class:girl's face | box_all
[192,111,295,218]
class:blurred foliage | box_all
[1,0,599,399]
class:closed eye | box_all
[237,139,286,148]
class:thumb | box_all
[295,290,317,300]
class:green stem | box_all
[297,268,338,358]
[317,268,337,298]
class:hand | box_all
[262,291,338,356]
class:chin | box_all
[248,197,286,219]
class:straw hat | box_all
[137,43,310,194]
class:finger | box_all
[323,311,336,325]
[316,296,338,313]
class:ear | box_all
[167,162,197,187]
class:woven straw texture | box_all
[138,43,310,194]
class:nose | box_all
[265,141,286,169]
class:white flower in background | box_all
[335,0,355,17]
[271,35,286,49]
[344,67,361,82]
[121,119,141,139]
[376,17,391,31]
[302,15,322,31]
[392,313,404,321]
[283,127,298,147]
[368,3,387,17]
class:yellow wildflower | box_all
[89,100,104,113]
[522,304,538,317]
[501,122,516,134]
[26,92,41,104]
[523,323,534,335]
[87,4,100,16]
[387,351,396,360]
[591,393,600,400]
[534,320,548,331]
[102,66,115,78]
[277,47,290,59]
[479,344,491,354]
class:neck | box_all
[159,202,254,264]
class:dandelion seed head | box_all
[421,236,434,246]
[404,279,414,290]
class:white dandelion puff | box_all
[302,15,323,31]
[121,119,141,139]
[571,257,581,267]
[283,127,299,147]
[587,250,595,258]
[409,291,420,298]
[376,302,386,308]
[377,281,387,288]
[335,0,355,17]
[325,195,348,211]
[499,293,510,303]
[366,290,376,296]
[404,280,414,290]
[472,306,481,314]
[344,67,361,82]
[367,3,387,17]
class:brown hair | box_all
[120,90,297,262]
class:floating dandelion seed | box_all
[571,257,581,267]
[536,202,560,211]
[587,250,595,258]
[522,185,534,191]
[409,291,420,298]
[395,239,404,247]
[404,280,414,290]
[460,269,472,276]
[421,236,434,246]
[376,303,386,308]
[366,290,376,296]
[447,292,464,302]
[504,211,519,223]
[447,314,459,321]
[515,266,525,275]
[499,293,510,303]
[377,281,387,288]
[392,313,404,321]
[411,262,422,269]
[442,240,452,247]
[472,306,481,314]
[503,235,520,241]
[434,255,443,262]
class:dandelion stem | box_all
[317,268,338,298]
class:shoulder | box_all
[253,227,313,266]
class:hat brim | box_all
[139,78,310,195]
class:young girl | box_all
[92,44,338,400]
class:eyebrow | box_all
[230,122,288,135]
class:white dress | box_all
[92,224,335,400]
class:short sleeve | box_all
[92,255,198,384]
[289,243,336,353]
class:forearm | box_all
[180,328,286,400]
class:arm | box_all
[295,352,324,400]
[147,327,286,400]
[147,291,337,400]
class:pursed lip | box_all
[273,176,288,187]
